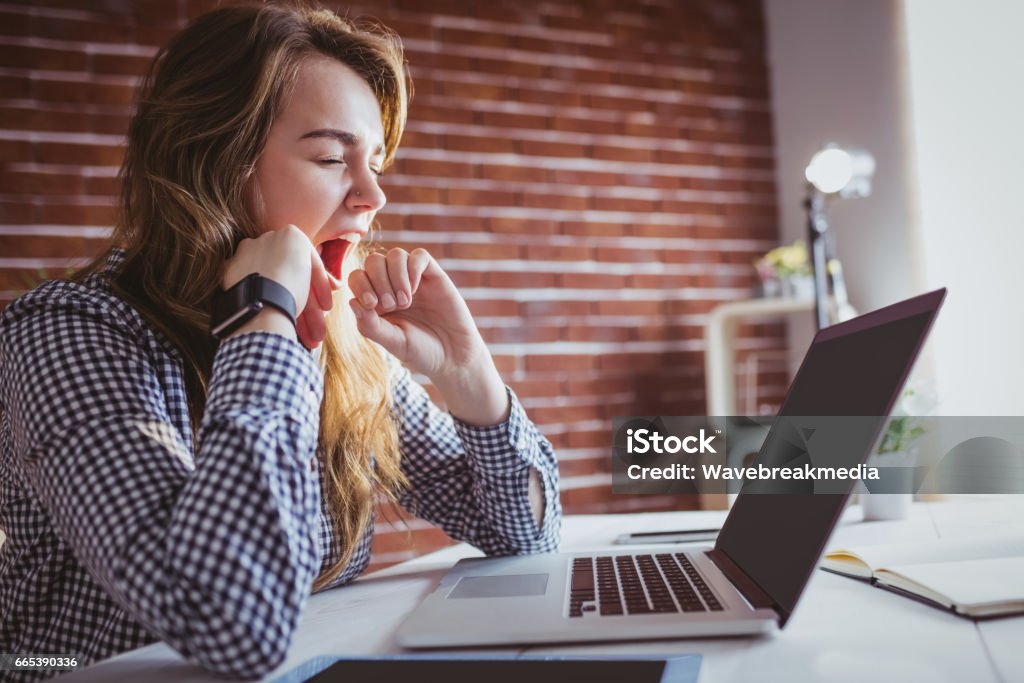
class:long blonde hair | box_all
[70,2,412,590]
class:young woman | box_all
[0,3,561,679]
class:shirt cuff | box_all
[206,331,323,430]
[449,386,540,472]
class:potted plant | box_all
[862,384,937,521]
[754,240,814,299]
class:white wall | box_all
[902,0,1024,415]
[764,0,1024,414]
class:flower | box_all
[754,240,811,279]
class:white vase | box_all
[861,450,916,521]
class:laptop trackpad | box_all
[448,573,549,599]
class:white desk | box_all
[62,496,1024,682]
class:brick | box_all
[409,51,474,72]
[525,193,588,211]
[0,199,33,223]
[529,405,604,425]
[482,325,561,344]
[566,326,632,343]
[34,201,116,225]
[92,53,155,76]
[0,11,33,39]
[0,139,33,163]
[592,144,654,163]
[508,379,566,398]
[390,158,474,179]
[136,24,181,47]
[466,299,519,317]
[526,354,596,372]
[0,170,85,195]
[566,429,611,448]
[549,168,621,187]
[474,57,546,79]
[35,79,135,106]
[488,217,557,235]
[0,234,107,258]
[84,176,120,196]
[595,300,664,316]
[401,214,481,232]
[519,139,587,158]
[591,196,658,213]
[0,45,87,71]
[383,184,442,204]
[560,221,626,237]
[36,142,124,166]
[486,271,557,288]
[37,15,135,43]
[437,80,509,101]
[444,134,517,154]
[524,244,593,261]
[438,27,513,49]
[593,246,657,263]
[551,116,621,136]
[398,129,441,150]
[516,87,584,107]
[441,270,484,288]
[558,272,629,289]
[446,188,518,207]
[520,300,590,317]
[450,242,521,259]
[0,74,32,99]
[406,103,474,126]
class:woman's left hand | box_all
[347,248,490,384]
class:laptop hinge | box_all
[705,549,779,616]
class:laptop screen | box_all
[714,289,945,625]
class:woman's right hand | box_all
[222,225,338,349]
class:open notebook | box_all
[821,535,1024,618]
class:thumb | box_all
[349,299,406,358]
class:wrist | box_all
[433,355,511,427]
[224,307,298,342]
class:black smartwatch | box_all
[210,272,297,340]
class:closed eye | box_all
[318,158,383,178]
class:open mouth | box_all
[318,238,353,281]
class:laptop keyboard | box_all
[569,553,724,617]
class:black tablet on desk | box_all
[274,654,702,683]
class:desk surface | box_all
[62,496,1024,683]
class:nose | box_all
[346,175,386,214]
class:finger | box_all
[385,248,411,308]
[295,309,313,349]
[363,252,398,313]
[349,298,405,357]
[308,243,334,310]
[299,304,327,348]
[408,248,433,295]
[348,267,378,310]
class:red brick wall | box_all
[0,0,789,569]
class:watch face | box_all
[211,273,262,338]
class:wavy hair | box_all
[70,1,411,590]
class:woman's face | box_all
[251,54,387,274]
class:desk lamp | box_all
[803,144,875,329]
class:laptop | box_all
[397,288,946,648]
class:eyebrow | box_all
[299,128,384,156]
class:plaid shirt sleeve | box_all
[2,298,324,678]
[390,361,562,555]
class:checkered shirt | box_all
[0,248,562,681]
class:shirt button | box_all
[517,435,529,451]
